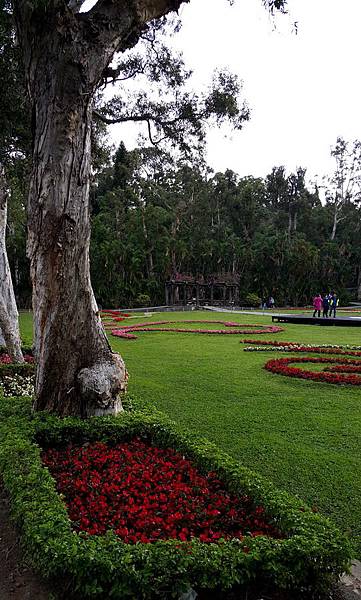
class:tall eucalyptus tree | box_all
[12,0,285,416]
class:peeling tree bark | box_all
[22,35,127,416]
[0,165,24,363]
[13,0,187,416]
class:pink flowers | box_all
[111,331,137,340]
[111,321,283,340]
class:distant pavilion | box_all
[165,273,240,307]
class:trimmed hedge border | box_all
[0,397,351,599]
[0,345,33,355]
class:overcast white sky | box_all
[109,0,361,182]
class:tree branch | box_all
[94,110,152,125]
[94,109,183,128]
[68,0,85,14]
[82,0,189,55]
[88,0,188,23]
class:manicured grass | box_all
[19,310,361,556]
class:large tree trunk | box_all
[13,0,187,417]
[19,25,127,416]
[0,165,24,362]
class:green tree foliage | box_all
[95,16,249,157]
[89,143,361,308]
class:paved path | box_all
[203,306,361,320]
[337,561,361,598]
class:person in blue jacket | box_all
[322,294,329,318]
[329,292,338,318]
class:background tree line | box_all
[87,141,361,308]
[5,137,361,309]
[2,0,360,313]
[4,140,360,309]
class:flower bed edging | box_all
[240,340,361,386]
[0,398,351,599]
[242,340,361,351]
[265,356,361,386]
[111,321,284,340]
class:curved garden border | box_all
[265,356,361,386]
[241,340,361,386]
[110,321,284,340]
[0,401,351,599]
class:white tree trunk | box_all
[0,166,24,362]
[331,205,339,241]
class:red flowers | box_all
[0,353,34,364]
[42,439,280,544]
[111,321,283,340]
[265,356,361,386]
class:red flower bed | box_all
[101,310,131,318]
[325,364,361,373]
[111,321,283,340]
[42,439,280,544]
[0,353,34,364]
[265,356,361,385]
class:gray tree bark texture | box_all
[0,165,24,363]
[13,0,187,416]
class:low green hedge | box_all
[0,345,33,355]
[0,363,34,376]
[0,396,351,599]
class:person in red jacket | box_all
[312,293,322,317]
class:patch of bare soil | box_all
[0,482,53,600]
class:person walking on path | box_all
[312,293,322,317]
[322,294,329,318]
[329,292,338,318]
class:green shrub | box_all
[134,293,151,307]
[338,289,354,306]
[0,345,33,355]
[245,293,261,308]
[0,397,351,599]
[0,363,34,376]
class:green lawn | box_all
[19,310,361,555]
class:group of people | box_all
[262,296,275,309]
[312,292,338,318]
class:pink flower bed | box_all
[111,331,137,340]
[0,354,34,364]
[111,321,284,340]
